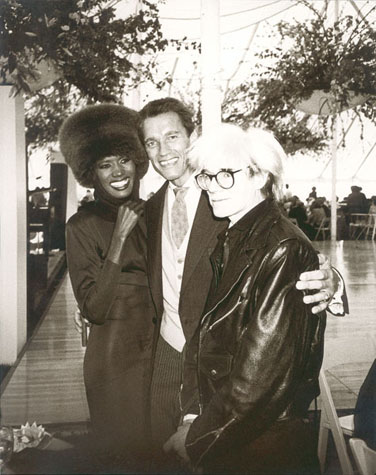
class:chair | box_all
[349,213,369,240]
[358,214,376,241]
[314,217,330,241]
[367,214,376,240]
[349,438,376,475]
[318,336,376,475]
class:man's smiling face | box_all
[142,111,192,187]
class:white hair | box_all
[188,123,285,200]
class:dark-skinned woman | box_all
[59,104,153,472]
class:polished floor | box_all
[0,276,90,426]
[1,241,375,428]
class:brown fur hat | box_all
[59,104,148,188]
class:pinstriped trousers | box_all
[150,336,184,470]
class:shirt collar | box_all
[218,198,272,242]
[168,171,198,193]
[232,198,272,231]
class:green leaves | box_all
[222,0,376,155]
[223,79,328,156]
[1,0,168,148]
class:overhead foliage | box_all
[0,0,168,148]
[222,80,328,156]
[223,0,376,155]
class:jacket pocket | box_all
[200,352,233,381]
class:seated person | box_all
[309,200,327,227]
[368,196,376,215]
[346,185,368,214]
[289,195,315,240]
[354,359,376,450]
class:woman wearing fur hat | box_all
[59,104,154,471]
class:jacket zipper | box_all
[200,264,250,328]
[207,298,243,331]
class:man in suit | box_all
[139,97,346,464]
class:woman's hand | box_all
[108,201,144,264]
[113,201,144,240]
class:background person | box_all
[308,199,327,227]
[368,195,376,215]
[59,104,153,471]
[288,195,315,240]
[346,185,368,214]
[353,359,376,450]
[308,186,317,200]
[166,125,326,474]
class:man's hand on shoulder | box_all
[296,253,345,315]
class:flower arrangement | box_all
[13,422,51,452]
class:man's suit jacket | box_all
[145,181,228,346]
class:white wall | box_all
[0,87,27,364]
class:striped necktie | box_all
[171,187,189,248]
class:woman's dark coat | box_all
[181,199,326,474]
[66,201,154,468]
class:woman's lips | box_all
[110,178,130,190]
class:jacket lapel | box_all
[145,182,168,318]
[203,200,282,319]
[180,192,227,295]
[204,245,253,317]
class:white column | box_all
[331,117,337,242]
[200,0,222,132]
[331,0,339,243]
[0,87,27,364]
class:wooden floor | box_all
[315,240,376,410]
[0,276,90,426]
[1,240,375,427]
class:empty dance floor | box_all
[1,240,375,427]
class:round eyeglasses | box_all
[195,169,243,191]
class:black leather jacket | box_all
[181,199,326,468]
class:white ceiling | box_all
[116,0,374,97]
[117,0,376,194]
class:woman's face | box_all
[94,155,136,199]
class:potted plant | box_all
[0,0,168,149]
[254,0,376,117]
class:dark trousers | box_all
[150,336,185,472]
[204,417,320,475]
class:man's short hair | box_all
[139,97,195,137]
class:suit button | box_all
[152,317,157,324]
[210,369,217,377]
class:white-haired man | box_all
[165,124,328,474]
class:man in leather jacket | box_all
[165,125,326,474]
